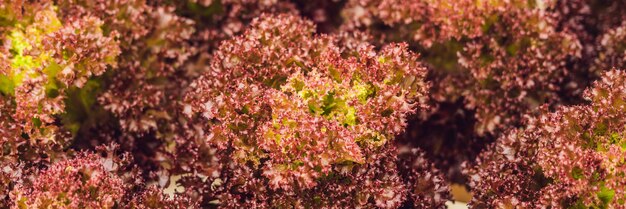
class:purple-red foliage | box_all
[2,0,626,208]
[11,149,197,209]
[466,69,626,208]
[183,13,447,207]
[12,152,127,208]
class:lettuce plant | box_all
[183,13,447,208]
[467,69,626,208]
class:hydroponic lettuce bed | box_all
[1,0,626,208]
